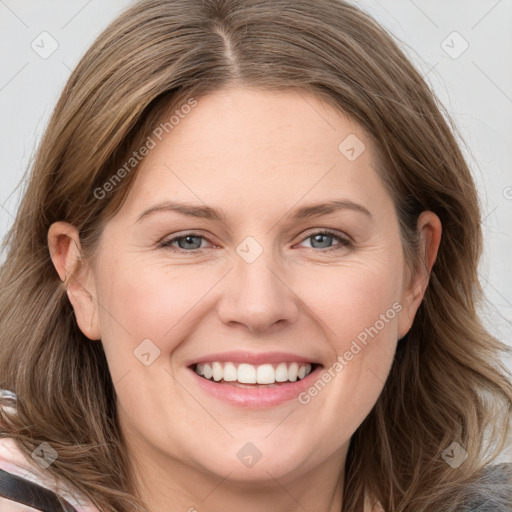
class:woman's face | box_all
[50,87,439,502]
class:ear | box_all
[397,211,442,340]
[47,221,101,341]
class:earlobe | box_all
[47,222,101,341]
[398,211,442,339]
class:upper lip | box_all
[186,351,323,367]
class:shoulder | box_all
[0,437,100,512]
[0,497,42,512]
[458,463,512,512]
[0,437,56,491]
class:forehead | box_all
[153,87,367,160]
[121,87,386,217]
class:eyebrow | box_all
[135,199,372,223]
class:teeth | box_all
[256,364,275,384]
[275,362,289,382]
[238,363,256,384]
[288,362,299,382]
[223,362,237,382]
[212,362,223,382]
[203,363,213,380]
[194,362,313,384]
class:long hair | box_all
[1,1,511,510]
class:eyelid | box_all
[297,228,352,244]
[160,228,351,253]
[294,228,351,251]
[159,231,216,251]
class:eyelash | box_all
[159,229,351,254]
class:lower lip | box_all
[187,365,323,407]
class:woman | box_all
[0,0,511,511]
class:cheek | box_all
[297,255,402,414]
[93,260,212,427]
[95,258,212,356]
[304,278,400,447]
[303,259,403,348]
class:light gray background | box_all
[0,0,511,375]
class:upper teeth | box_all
[194,362,313,384]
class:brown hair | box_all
[1,0,511,510]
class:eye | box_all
[159,229,351,254]
[159,233,212,252]
[297,230,351,252]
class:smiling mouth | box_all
[190,361,321,386]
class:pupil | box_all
[180,235,200,250]
[176,234,333,250]
[312,234,331,249]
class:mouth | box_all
[185,355,324,407]
[190,361,320,387]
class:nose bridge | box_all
[218,235,299,332]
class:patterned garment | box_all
[0,436,100,512]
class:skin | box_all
[0,498,40,512]
[48,87,441,512]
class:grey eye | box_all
[308,233,335,249]
[174,235,204,250]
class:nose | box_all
[217,245,300,333]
